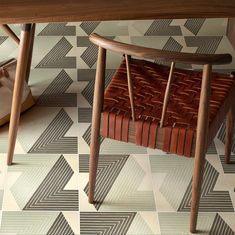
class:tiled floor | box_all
[0,19,235,234]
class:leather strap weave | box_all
[101,58,235,157]
[101,112,130,142]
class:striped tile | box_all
[28,109,78,154]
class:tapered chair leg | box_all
[225,105,235,164]
[0,24,20,45]
[25,23,36,84]
[190,64,212,233]
[7,24,33,166]
[88,46,106,204]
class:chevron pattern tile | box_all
[36,37,76,68]
[184,19,206,35]
[37,70,77,107]
[28,109,78,154]
[80,212,136,235]
[38,23,76,36]
[0,19,235,234]
[145,19,182,36]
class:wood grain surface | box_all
[89,33,232,65]
[0,0,235,24]
[227,18,235,49]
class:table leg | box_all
[227,18,235,50]
[25,23,36,84]
[7,24,33,165]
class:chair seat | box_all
[101,58,235,157]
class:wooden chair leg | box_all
[0,24,20,45]
[88,46,106,204]
[225,105,235,164]
[190,64,212,233]
[25,23,36,84]
[7,24,33,166]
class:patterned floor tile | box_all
[2,154,78,212]
[0,211,79,235]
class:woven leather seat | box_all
[88,33,235,233]
[101,58,235,157]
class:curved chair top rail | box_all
[90,33,232,65]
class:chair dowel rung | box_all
[160,61,175,127]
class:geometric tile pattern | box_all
[184,18,206,35]
[185,36,223,54]
[96,156,156,211]
[145,19,182,36]
[159,212,234,234]
[38,23,76,36]
[24,155,79,211]
[0,19,235,234]
[207,141,217,155]
[0,136,8,153]
[28,109,78,154]
[36,37,76,68]
[158,212,214,235]
[178,161,233,212]
[219,155,235,173]
[81,69,115,105]
[209,213,235,235]
[83,154,129,210]
[82,124,104,146]
[155,37,184,67]
[80,22,101,35]
[150,155,193,210]
[79,37,114,68]
[80,43,98,68]
[218,121,235,155]
[162,37,183,52]
[80,212,136,235]
[47,212,75,235]
[0,212,59,235]
[78,108,92,123]
[37,70,77,107]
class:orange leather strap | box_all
[148,121,158,148]
[142,121,151,147]
[101,111,109,138]
[122,115,130,142]
[109,112,116,139]
[170,127,179,154]
[184,128,194,157]
[163,127,172,152]
[136,120,143,145]
[177,128,186,156]
[115,114,123,141]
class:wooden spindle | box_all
[160,61,175,127]
[125,54,136,121]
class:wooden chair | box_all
[0,24,36,165]
[0,24,20,45]
[88,33,235,233]
[0,24,35,84]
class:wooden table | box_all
[0,0,235,23]
[3,0,235,163]
[1,1,235,234]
